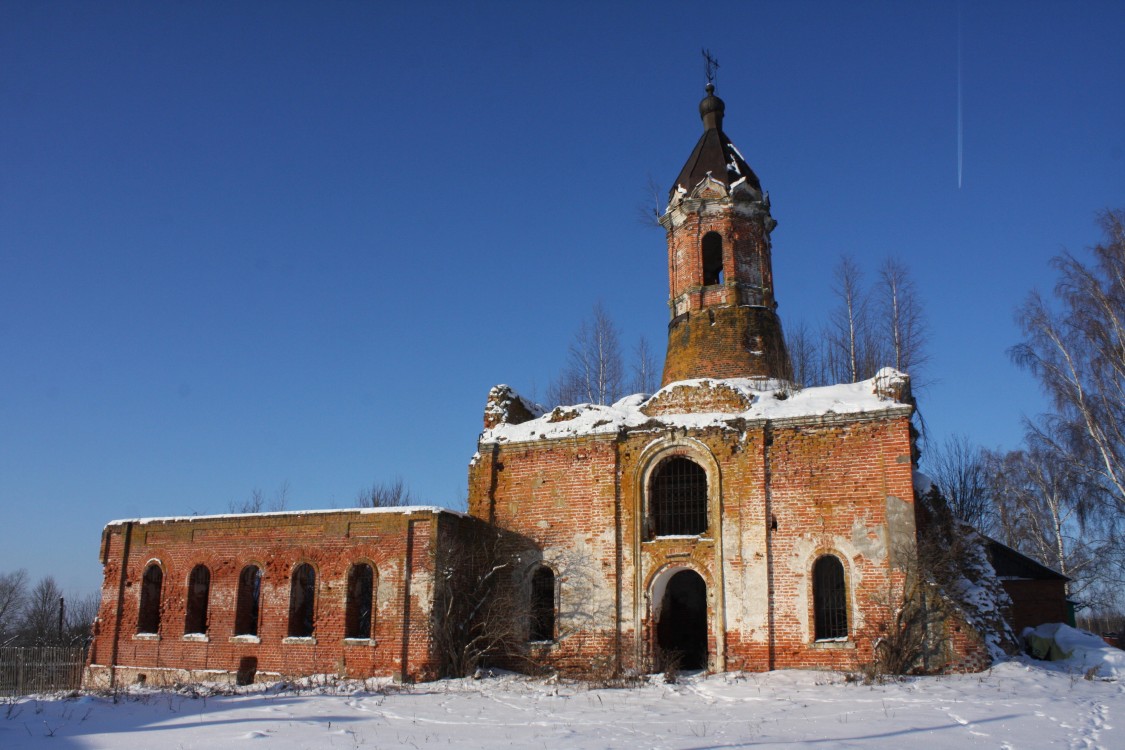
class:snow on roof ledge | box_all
[481,370,912,445]
[104,505,465,528]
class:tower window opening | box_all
[184,564,210,635]
[650,457,708,536]
[234,565,262,637]
[529,566,556,642]
[137,563,163,635]
[702,232,724,285]
[345,563,375,639]
[813,555,848,640]
[288,563,316,638]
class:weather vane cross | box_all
[702,49,720,86]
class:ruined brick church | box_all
[85,84,1007,688]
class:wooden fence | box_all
[0,647,87,696]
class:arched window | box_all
[345,563,375,639]
[813,555,848,640]
[702,232,723,285]
[234,565,262,637]
[288,563,316,638]
[137,563,163,634]
[650,457,708,537]
[184,564,210,635]
[529,566,556,642]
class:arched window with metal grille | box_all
[184,564,210,635]
[529,566,556,642]
[288,563,316,638]
[649,456,708,537]
[345,563,376,639]
[137,563,163,634]
[813,555,848,640]
[234,565,262,636]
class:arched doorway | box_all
[656,569,708,670]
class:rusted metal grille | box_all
[814,555,848,640]
[529,567,555,642]
[651,457,708,536]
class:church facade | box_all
[85,85,997,688]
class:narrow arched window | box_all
[529,566,556,642]
[702,232,723,285]
[137,563,163,634]
[288,563,316,638]
[184,564,210,635]
[813,555,848,640]
[650,457,708,537]
[345,563,375,639]
[234,565,262,637]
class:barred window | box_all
[137,563,163,634]
[813,555,848,640]
[650,457,708,537]
[235,565,262,636]
[529,566,556,642]
[184,564,210,635]
[345,563,375,639]
[288,563,316,638]
[702,232,723,285]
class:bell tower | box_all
[660,84,791,386]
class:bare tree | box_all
[828,255,878,382]
[548,302,626,406]
[63,591,100,646]
[875,258,929,381]
[0,569,29,644]
[923,435,993,533]
[431,521,531,677]
[229,481,290,514]
[786,321,828,388]
[355,476,415,508]
[1009,209,1125,596]
[18,576,64,645]
[985,444,1101,602]
[636,174,666,228]
[630,335,659,395]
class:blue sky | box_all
[3,1,1123,595]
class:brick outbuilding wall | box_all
[84,508,469,687]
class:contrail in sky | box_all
[957,3,963,189]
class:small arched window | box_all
[702,232,723,285]
[137,563,163,634]
[529,566,556,642]
[650,457,708,537]
[184,564,210,635]
[813,555,848,640]
[288,563,316,638]
[345,563,375,639]
[234,565,262,637]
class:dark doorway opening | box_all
[656,570,708,670]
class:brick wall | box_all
[84,508,460,688]
[469,409,920,677]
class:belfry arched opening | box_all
[656,569,708,670]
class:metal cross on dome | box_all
[702,49,720,86]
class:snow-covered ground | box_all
[2,658,1121,749]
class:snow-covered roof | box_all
[104,505,465,528]
[482,369,912,445]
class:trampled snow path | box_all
[2,660,1121,749]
